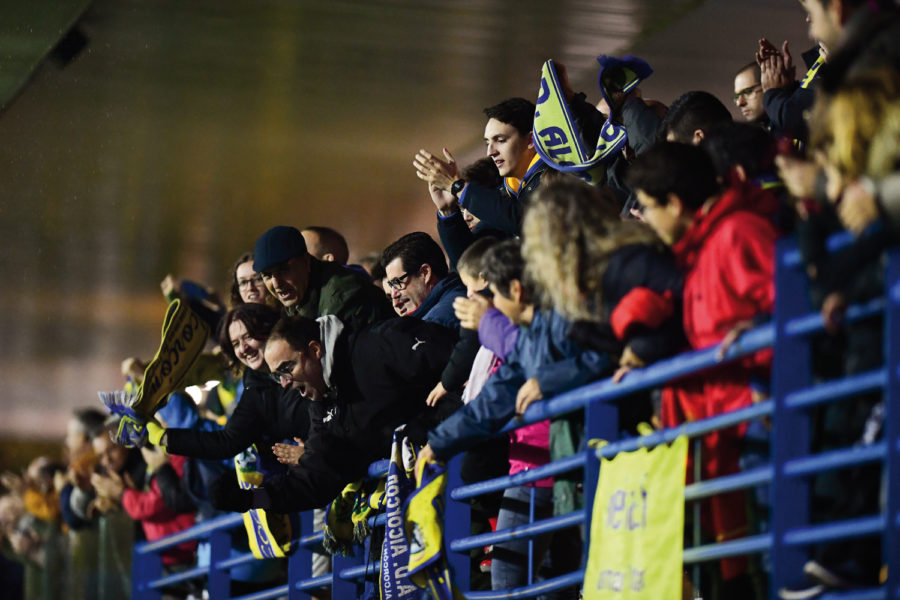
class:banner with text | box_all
[583,435,688,600]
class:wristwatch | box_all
[450,179,466,199]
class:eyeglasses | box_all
[385,271,413,291]
[238,275,264,290]
[733,83,762,104]
[268,361,297,384]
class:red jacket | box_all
[122,454,196,566]
[674,181,778,352]
[662,182,778,579]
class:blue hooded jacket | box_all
[428,309,614,459]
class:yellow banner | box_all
[583,436,688,600]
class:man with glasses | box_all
[209,314,457,514]
[733,62,767,124]
[381,232,467,330]
[253,225,393,325]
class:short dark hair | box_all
[462,157,502,188]
[626,142,720,211]
[700,122,777,181]
[72,408,107,440]
[734,61,761,82]
[658,91,732,144]
[484,98,536,137]
[269,316,322,354]
[457,236,499,277]
[302,226,350,265]
[381,232,449,281]
[482,239,533,300]
[217,303,282,367]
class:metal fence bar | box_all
[771,236,815,595]
[449,512,585,553]
[682,533,772,563]
[784,368,886,409]
[463,570,586,600]
[782,442,887,477]
[885,249,900,600]
[783,515,884,546]
[451,453,586,501]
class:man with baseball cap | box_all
[253,225,393,324]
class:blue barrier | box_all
[131,239,900,599]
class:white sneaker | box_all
[777,584,826,599]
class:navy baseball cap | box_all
[253,226,308,273]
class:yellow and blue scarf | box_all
[235,445,298,559]
[99,299,209,447]
[380,430,425,600]
[404,458,465,600]
[534,55,652,186]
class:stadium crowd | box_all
[1,0,899,598]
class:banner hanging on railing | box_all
[583,435,688,600]
[380,429,425,600]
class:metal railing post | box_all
[770,237,814,595]
[582,397,619,567]
[883,247,900,599]
[207,526,231,599]
[444,453,471,590]
[288,510,314,600]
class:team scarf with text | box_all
[99,298,209,447]
[380,429,426,600]
[533,56,652,185]
[235,445,299,559]
[404,457,465,600]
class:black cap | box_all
[253,226,307,273]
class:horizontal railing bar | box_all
[451,454,586,501]
[339,561,379,581]
[783,514,884,546]
[367,459,389,478]
[682,533,772,563]
[818,588,885,600]
[146,565,207,588]
[783,443,886,478]
[785,298,885,338]
[299,531,324,548]
[294,573,334,592]
[684,466,773,501]
[784,369,886,409]
[231,584,290,600]
[782,231,855,267]
[450,512,584,553]
[463,569,586,599]
[508,325,775,428]
[215,551,259,571]
[367,513,387,528]
[596,401,773,460]
[136,512,244,553]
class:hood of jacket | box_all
[672,181,779,271]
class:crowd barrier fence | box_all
[131,235,900,600]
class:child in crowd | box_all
[420,238,606,598]
[627,142,777,599]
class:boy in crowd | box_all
[627,142,777,599]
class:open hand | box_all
[414,148,460,191]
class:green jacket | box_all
[285,258,393,326]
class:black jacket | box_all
[166,368,310,466]
[257,317,458,513]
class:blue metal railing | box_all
[131,239,900,599]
